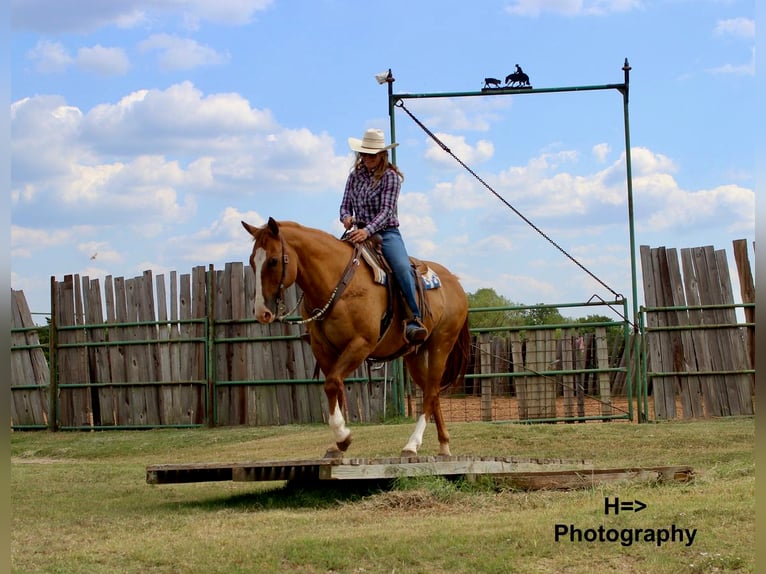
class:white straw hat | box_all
[348,128,398,154]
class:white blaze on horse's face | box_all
[251,247,273,323]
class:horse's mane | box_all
[276,220,345,245]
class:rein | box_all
[278,242,362,325]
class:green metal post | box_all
[619,58,644,422]
[48,276,58,431]
[385,69,396,165]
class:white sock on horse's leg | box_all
[402,414,427,455]
[329,406,350,444]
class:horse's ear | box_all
[241,220,258,237]
[267,217,280,236]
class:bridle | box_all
[268,235,362,325]
[273,233,290,319]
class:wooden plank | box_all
[248,264,279,425]
[155,274,174,424]
[213,268,231,425]
[10,290,49,426]
[112,277,133,424]
[191,266,207,423]
[666,249,704,418]
[732,240,755,370]
[640,246,675,419]
[656,247,681,418]
[479,333,492,421]
[55,277,76,425]
[284,285,313,423]
[140,271,161,425]
[680,249,720,416]
[595,327,612,417]
[510,332,528,419]
[543,330,557,417]
[561,331,575,418]
[229,262,248,425]
[147,456,692,491]
[178,273,200,423]
[146,455,594,484]
[85,278,113,426]
[124,277,146,424]
[694,247,733,415]
[322,457,593,481]
[168,271,185,422]
[713,249,753,415]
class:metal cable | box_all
[395,99,623,301]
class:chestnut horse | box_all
[242,217,470,458]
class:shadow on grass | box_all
[168,478,396,512]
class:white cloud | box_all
[707,46,756,76]
[714,17,755,39]
[505,0,642,17]
[167,207,266,263]
[592,143,610,163]
[11,225,86,258]
[11,0,272,33]
[77,45,131,76]
[138,34,229,70]
[409,98,511,132]
[26,40,73,73]
[424,133,495,166]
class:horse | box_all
[505,71,530,87]
[483,77,502,89]
[242,217,471,458]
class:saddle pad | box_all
[359,245,441,290]
[420,267,441,290]
[359,245,387,284]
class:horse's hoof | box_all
[337,435,352,452]
[400,449,418,458]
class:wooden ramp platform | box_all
[146,455,694,490]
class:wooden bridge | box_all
[146,455,693,490]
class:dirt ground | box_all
[411,396,651,423]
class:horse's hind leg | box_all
[401,389,451,457]
[401,353,452,457]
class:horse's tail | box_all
[439,315,471,392]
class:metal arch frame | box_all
[380,60,645,421]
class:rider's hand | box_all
[348,228,369,243]
[342,216,354,230]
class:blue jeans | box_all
[379,228,421,320]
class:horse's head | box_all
[242,217,297,323]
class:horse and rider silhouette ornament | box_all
[483,64,531,90]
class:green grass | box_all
[11,418,754,573]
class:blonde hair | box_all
[353,151,404,183]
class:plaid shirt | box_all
[339,167,400,236]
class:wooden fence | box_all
[10,276,629,429]
[639,240,755,419]
[9,239,755,428]
[11,265,384,430]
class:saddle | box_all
[357,233,436,347]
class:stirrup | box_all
[405,319,428,344]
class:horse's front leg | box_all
[324,372,352,458]
[315,336,372,459]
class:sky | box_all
[9,0,757,325]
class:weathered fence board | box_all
[10,237,754,428]
[642,243,754,418]
[10,290,49,426]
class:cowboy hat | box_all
[348,128,398,154]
